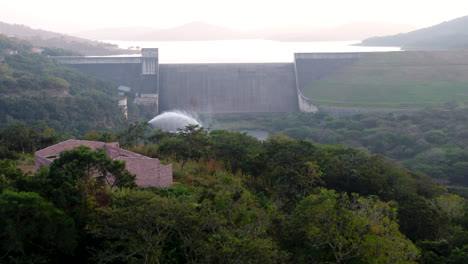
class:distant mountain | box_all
[133,21,249,41]
[267,22,418,42]
[359,15,468,50]
[83,21,417,42]
[0,21,138,55]
[74,27,157,41]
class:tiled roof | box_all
[34,140,172,188]
[35,139,118,158]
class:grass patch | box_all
[301,52,468,109]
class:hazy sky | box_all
[2,0,468,33]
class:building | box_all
[34,140,172,188]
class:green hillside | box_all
[0,35,127,135]
[360,15,468,50]
[302,51,468,109]
[0,21,137,56]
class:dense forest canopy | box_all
[208,105,468,188]
[0,122,467,263]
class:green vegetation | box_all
[0,35,127,135]
[301,51,468,109]
[360,15,468,50]
[206,105,468,188]
[1,122,467,263]
[0,35,32,54]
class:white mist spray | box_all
[148,110,202,132]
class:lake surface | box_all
[104,39,400,63]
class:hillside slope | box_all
[269,22,417,42]
[0,35,127,134]
[360,15,468,50]
[0,21,137,55]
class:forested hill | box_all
[0,21,137,56]
[360,15,468,50]
[0,35,127,135]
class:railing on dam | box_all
[52,56,158,75]
[295,52,367,59]
[51,56,143,64]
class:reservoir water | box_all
[104,39,400,63]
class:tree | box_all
[0,122,35,154]
[88,175,286,264]
[35,146,136,214]
[210,130,262,173]
[262,135,321,205]
[119,121,151,146]
[433,194,466,223]
[162,125,211,168]
[0,122,60,159]
[398,195,447,241]
[81,130,117,142]
[147,129,172,144]
[0,190,77,263]
[0,159,24,191]
[447,245,468,264]
[289,189,419,263]
[88,189,199,264]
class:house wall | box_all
[117,157,173,188]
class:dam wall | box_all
[297,89,318,112]
[158,63,298,113]
[294,53,365,93]
[52,50,387,115]
[64,63,159,95]
[53,50,158,95]
[66,62,149,91]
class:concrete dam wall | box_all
[67,63,151,91]
[158,63,298,113]
[294,53,364,93]
[53,53,159,95]
[53,49,382,115]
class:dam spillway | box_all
[52,49,367,115]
